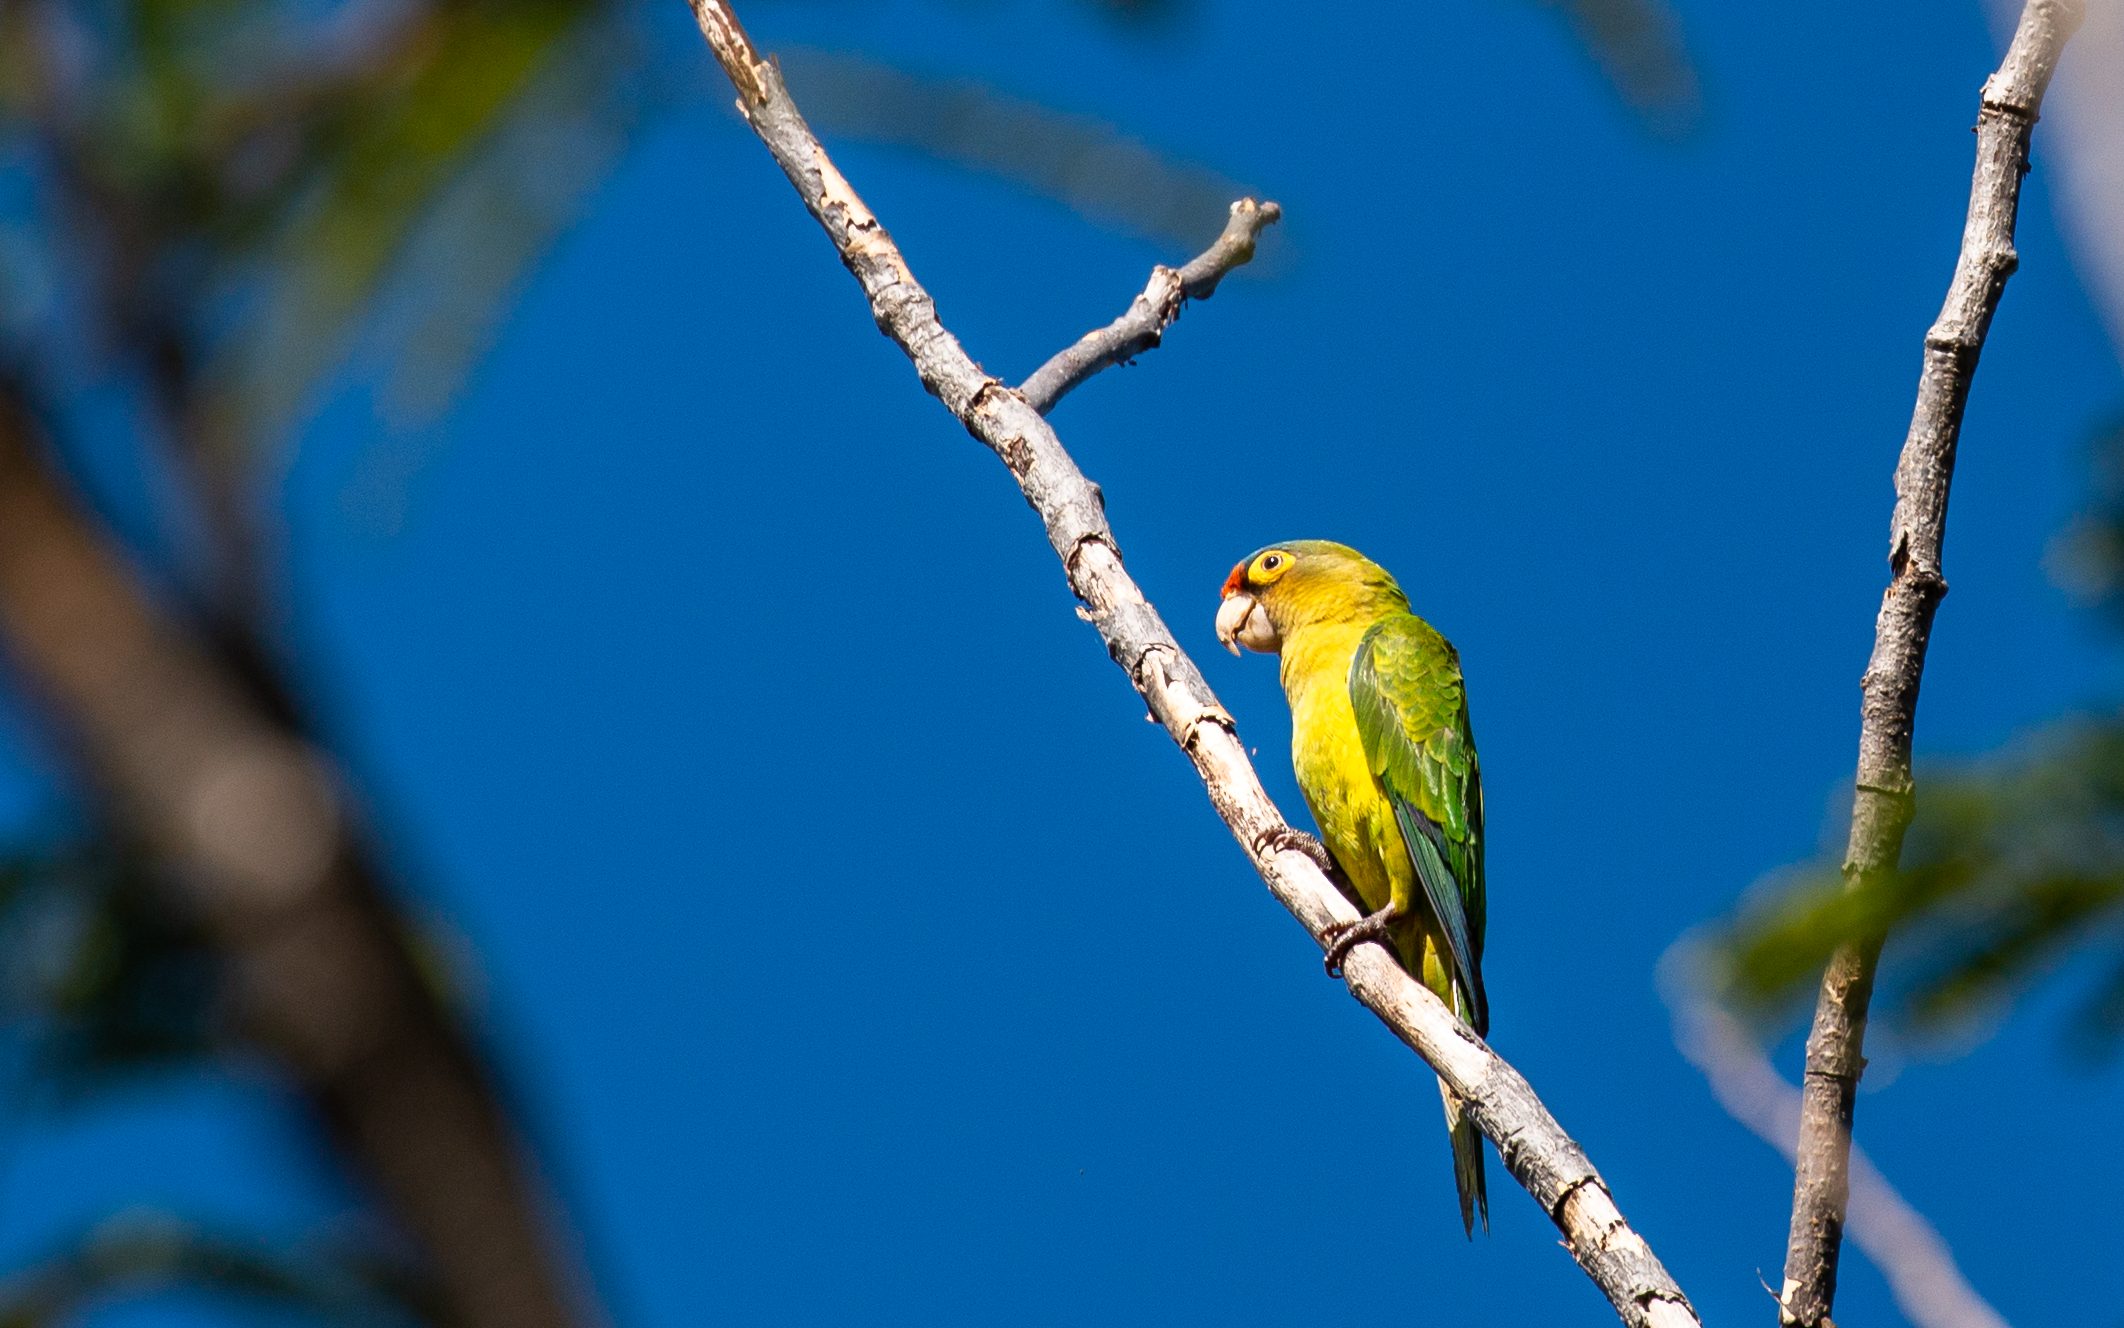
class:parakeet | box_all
[1215,539,1489,1236]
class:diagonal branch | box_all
[1017,199,1282,415]
[1779,3,2085,1326]
[683,5,1698,1324]
[0,383,590,1328]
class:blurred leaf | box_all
[2044,415,2124,614]
[2069,951,2124,1056]
[1067,0,1195,37]
[197,0,631,470]
[0,840,224,1093]
[366,12,642,429]
[776,48,1251,253]
[0,833,499,1102]
[0,1210,443,1327]
[1540,0,1703,138]
[0,0,649,549]
[1720,719,2124,1060]
[316,5,646,536]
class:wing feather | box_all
[1349,616,1488,1035]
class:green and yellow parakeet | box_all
[1216,540,1489,1236]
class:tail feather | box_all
[1438,1080,1489,1238]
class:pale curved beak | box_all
[1215,591,1282,656]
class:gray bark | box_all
[684,4,1699,1323]
[1017,199,1281,415]
[1779,4,2085,1325]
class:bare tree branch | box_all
[0,385,589,1328]
[683,5,1698,1323]
[1017,198,1281,415]
[1779,3,2085,1325]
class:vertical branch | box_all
[1779,3,2084,1325]
[683,5,1699,1324]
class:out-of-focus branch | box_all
[1987,0,2124,358]
[1016,198,1281,415]
[772,49,1251,256]
[1779,3,2084,1326]
[0,385,588,1328]
[683,6,1697,1323]
[1658,937,2010,1328]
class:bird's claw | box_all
[1265,827,1368,920]
[1320,903,1398,979]
[1263,827,1336,876]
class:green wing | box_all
[1349,615,1488,1036]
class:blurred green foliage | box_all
[0,843,221,1094]
[0,839,456,1325]
[0,831,505,1324]
[0,0,642,509]
[1724,721,2124,1058]
[2043,415,2124,620]
[0,1211,443,1327]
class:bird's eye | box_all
[1262,554,1284,569]
[1251,551,1290,583]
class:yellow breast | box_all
[1279,623,1412,919]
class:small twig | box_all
[1778,3,2085,1327]
[683,3,1698,1323]
[1017,199,1282,415]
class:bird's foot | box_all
[1262,827,1337,877]
[1320,902,1399,979]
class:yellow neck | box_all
[1278,620,1371,709]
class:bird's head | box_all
[1215,540,1408,656]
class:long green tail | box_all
[1396,932,1491,1237]
[1438,1080,1490,1238]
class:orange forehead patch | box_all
[1221,562,1248,598]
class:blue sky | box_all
[2,0,2121,1325]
